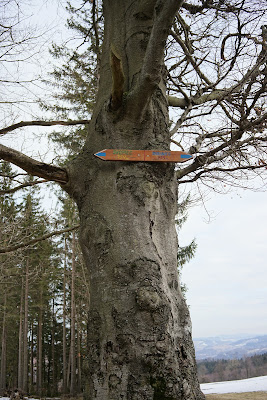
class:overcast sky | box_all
[180,185,267,338]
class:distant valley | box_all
[194,334,267,360]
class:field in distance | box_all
[206,392,267,400]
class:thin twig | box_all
[0,225,80,254]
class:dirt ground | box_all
[206,392,267,400]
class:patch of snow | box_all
[0,398,38,400]
[201,375,267,394]
[247,347,267,354]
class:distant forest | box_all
[197,352,267,383]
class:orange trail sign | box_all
[94,149,193,163]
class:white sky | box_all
[180,185,267,338]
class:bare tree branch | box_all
[176,120,267,182]
[171,28,212,86]
[128,0,184,116]
[178,164,267,184]
[176,127,245,180]
[0,144,68,183]
[221,33,264,61]
[168,49,267,110]
[0,179,48,194]
[0,225,80,254]
[0,119,90,135]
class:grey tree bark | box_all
[64,1,204,398]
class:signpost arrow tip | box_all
[94,150,107,160]
[180,154,193,159]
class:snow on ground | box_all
[1,378,267,398]
[201,375,267,394]
[0,398,38,400]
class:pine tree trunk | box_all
[67,347,71,390]
[63,237,67,394]
[65,1,204,398]
[30,322,34,393]
[23,259,29,393]
[37,287,43,397]
[18,283,24,390]
[52,299,56,396]
[77,320,82,393]
[0,290,7,393]
[70,231,76,396]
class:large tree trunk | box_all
[65,1,204,398]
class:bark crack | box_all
[149,211,154,238]
[110,49,125,111]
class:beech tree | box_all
[0,0,267,399]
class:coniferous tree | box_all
[0,166,63,395]
[57,194,89,396]
[0,162,21,393]
[176,195,197,297]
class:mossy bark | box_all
[65,1,204,398]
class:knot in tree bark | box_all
[136,287,161,310]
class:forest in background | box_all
[197,352,267,384]
[0,161,90,397]
[0,1,97,396]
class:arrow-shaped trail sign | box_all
[94,149,192,163]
